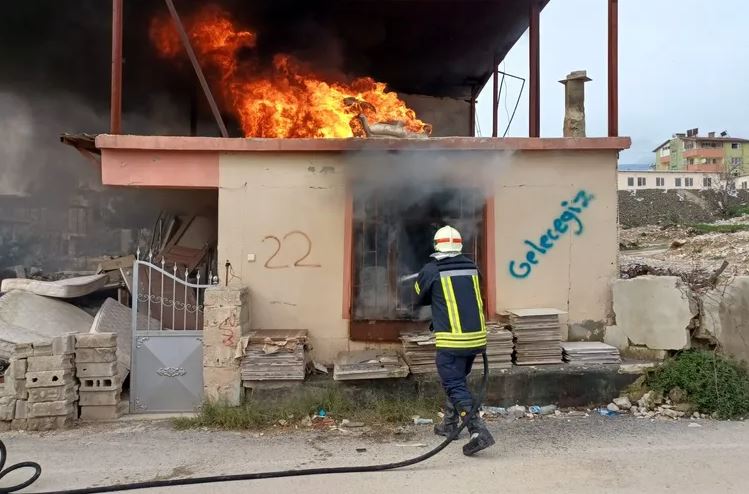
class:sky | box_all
[475,0,749,164]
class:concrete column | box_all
[560,70,592,137]
[203,286,251,406]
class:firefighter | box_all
[413,225,495,456]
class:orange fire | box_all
[149,6,431,138]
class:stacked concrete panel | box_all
[75,333,121,420]
[25,336,79,431]
[203,287,251,406]
[0,345,30,430]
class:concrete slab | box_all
[604,325,630,351]
[1,274,108,299]
[0,290,93,360]
[613,276,694,350]
[701,276,749,363]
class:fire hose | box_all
[0,353,489,493]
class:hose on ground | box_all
[0,352,489,493]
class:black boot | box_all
[462,411,495,456]
[434,400,460,437]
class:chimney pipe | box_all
[559,70,592,137]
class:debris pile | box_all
[607,383,708,421]
[76,333,122,421]
[399,332,437,375]
[561,341,621,365]
[240,330,309,382]
[505,309,564,365]
[333,350,409,381]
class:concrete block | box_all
[28,385,78,403]
[0,421,10,432]
[604,325,630,351]
[203,286,249,307]
[203,305,251,333]
[75,347,117,363]
[32,341,53,357]
[11,419,28,430]
[12,343,34,359]
[621,346,668,361]
[26,370,75,388]
[700,277,749,363]
[613,276,694,350]
[80,405,120,421]
[52,334,77,355]
[8,358,27,379]
[79,390,120,406]
[204,366,242,406]
[203,339,240,369]
[0,397,16,420]
[26,415,75,431]
[28,355,75,372]
[28,400,75,418]
[14,399,27,419]
[80,377,119,392]
[3,373,27,399]
[76,361,118,378]
[76,332,117,349]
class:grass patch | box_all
[726,204,749,218]
[174,386,441,430]
[689,223,749,234]
[646,350,749,419]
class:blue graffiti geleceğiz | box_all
[509,190,595,279]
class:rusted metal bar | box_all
[608,0,619,137]
[529,0,541,137]
[492,55,499,137]
[110,0,123,134]
[469,86,477,137]
[164,0,229,138]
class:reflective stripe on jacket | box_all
[414,254,486,349]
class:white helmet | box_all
[433,226,462,253]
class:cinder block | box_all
[76,361,118,378]
[203,286,249,307]
[11,419,27,430]
[28,355,75,372]
[32,341,53,357]
[76,333,117,349]
[0,397,16,420]
[13,343,34,359]
[80,405,120,421]
[26,370,75,388]
[204,366,242,406]
[79,377,119,392]
[203,340,239,368]
[79,390,120,406]
[26,414,75,431]
[8,358,27,379]
[14,399,27,419]
[28,400,75,418]
[203,305,251,331]
[3,373,27,400]
[75,347,117,363]
[28,385,78,403]
[52,334,77,355]
[0,421,10,432]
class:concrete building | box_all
[58,0,630,407]
[618,170,723,191]
[653,129,749,174]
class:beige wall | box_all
[494,151,618,330]
[218,149,619,362]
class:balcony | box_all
[683,148,724,159]
[686,163,724,173]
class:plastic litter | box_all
[596,407,619,416]
[481,406,508,417]
[412,417,434,425]
[529,405,558,415]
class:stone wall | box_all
[619,189,749,228]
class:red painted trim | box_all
[435,238,462,244]
[96,135,632,152]
[342,183,354,320]
[484,195,496,318]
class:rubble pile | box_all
[608,387,708,421]
[76,333,122,421]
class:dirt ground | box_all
[2,414,748,493]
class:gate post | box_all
[203,286,251,406]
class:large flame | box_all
[149,6,431,138]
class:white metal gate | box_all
[130,252,214,413]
